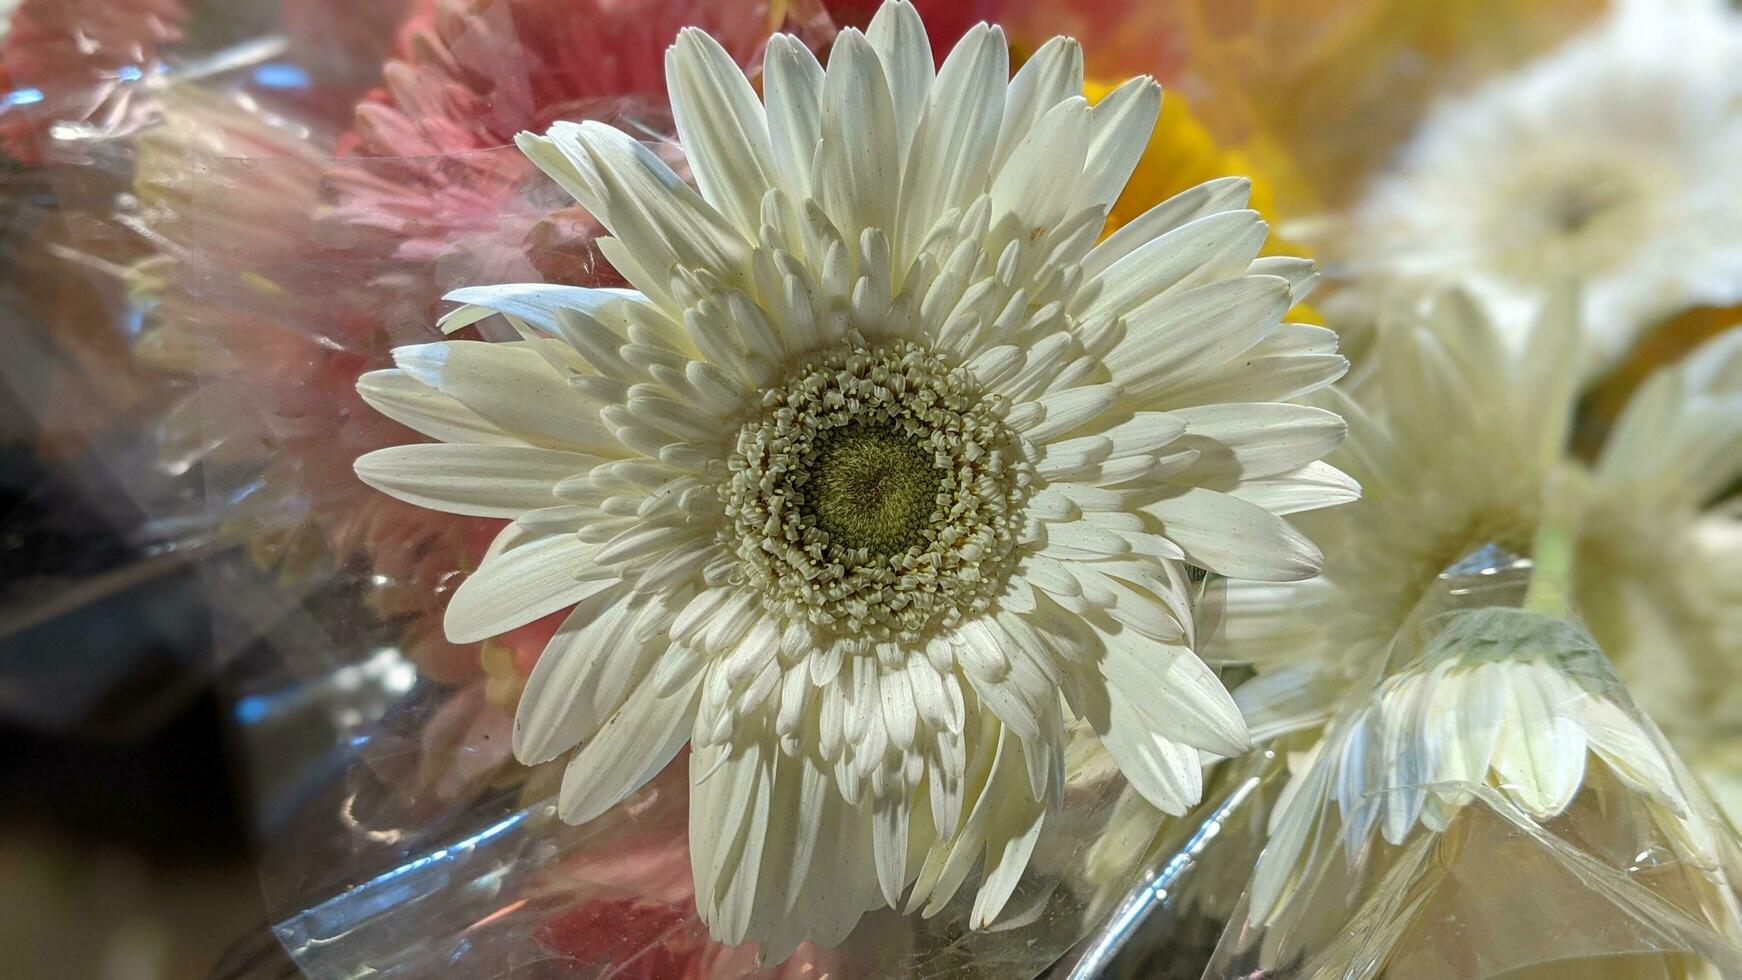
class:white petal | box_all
[1379,676,1432,845]
[440,283,660,362]
[1103,411,1188,458]
[895,24,1007,265]
[989,96,1090,237]
[355,369,521,446]
[1082,176,1251,280]
[1249,741,1330,925]
[1078,209,1268,321]
[1436,665,1504,806]
[872,793,910,908]
[1581,696,1682,807]
[971,763,1046,929]
[1248,255,1320,303]
[1120,727,1206,820]
[1224,461,1363,516]
[991,35,1083,178]
[393,342,619,453]
[1169,403,1348,483]
[517,121,749,305]
[667,27,778,237]
[1153,323,1348,410]
[557,671,701,825]
[354,444,589,518]
[815,30,900,244]
[1492,664,1587,817]
[691,741,771,943]
[1142,488,1322,581]
[764,35,826,200]
[1111,275,1290,402]
[515,590,653,764]
[1019,384,1121,443]
[866,0,932,160]
[1090,629,1249,757]
[445,532,614,643]
[1075,76,1162,215]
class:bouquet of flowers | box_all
[9,0,1742,976]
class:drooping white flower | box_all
[1338,0,1742,368]
[1220,292,1579,735]
[1223,295,1742,749]
[354,1,1352,954]
[1249,607,1732,935]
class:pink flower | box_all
[0,0,184,164]
[327,0,797,321]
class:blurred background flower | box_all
[1331,0,1742,369]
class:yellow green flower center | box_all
[804,424,943,557]
[722,338,1031,638]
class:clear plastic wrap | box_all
[1208,551,1742,979]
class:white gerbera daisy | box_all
[1224,297,1742,748]
[1339,0,1742,368]
[1221,292,1578,734]
[353,1,1352,954]
[1249,607,1735,940]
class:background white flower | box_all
[353,0,1352,955]
[1219,292,1578,737]
[1223,295,1742,753]
[1337,0,1742,370]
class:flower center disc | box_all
[722,338,1031,638]
[805,424,942,556]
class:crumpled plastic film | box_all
[1208,553,1742,980]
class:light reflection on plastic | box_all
[252,63,311,90]
[274,809,532,947]
[235,695,270,724]
[234,646,417,726]
[1065,774,1264,980]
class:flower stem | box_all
[1523,520,1573,617]
[1524,466,1584,618]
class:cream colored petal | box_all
[1169,403,1348,484]
[354,444,589,518]
[894,23,1007,267]
[1075,75,1162,215]
[516,590,658,764]
[667,27,778,237]
[392,341,620,454]
[1081,176,1252,281]
[1143,488,1323,582]
[355,369,523,447]
[444,532,614,644]
[866,0,933,160]
[1111,275,1290,403]
[991,35,1083,177]
[814,30,900,245]
[764,35,825,201]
